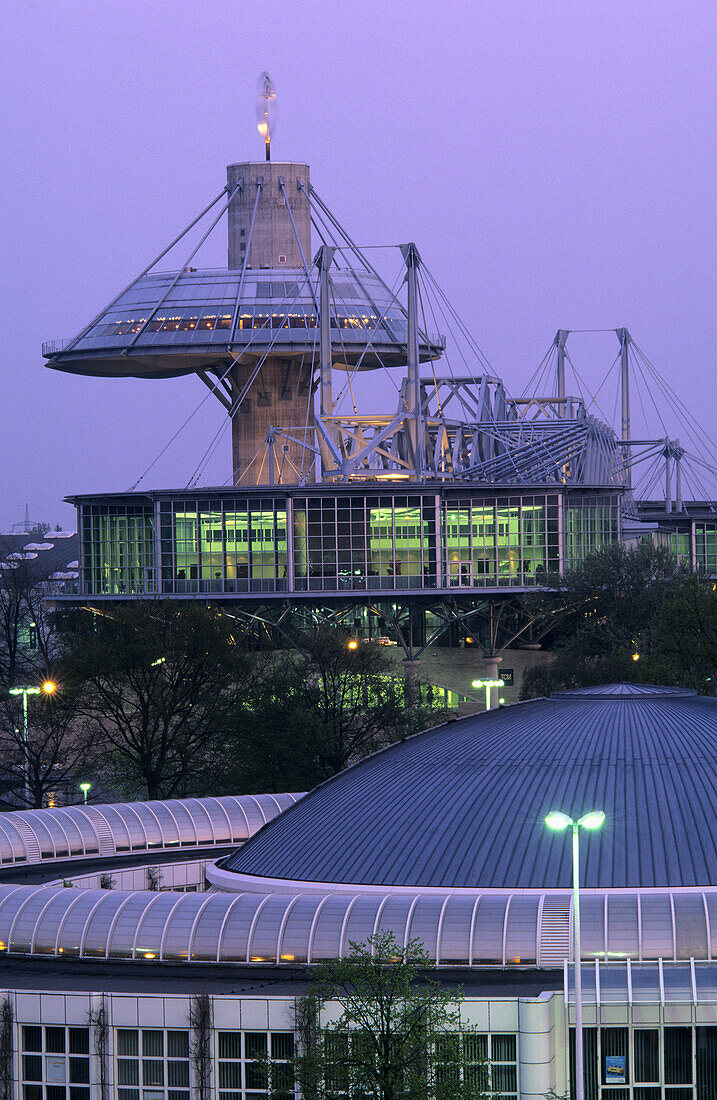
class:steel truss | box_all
[219,592,563,664]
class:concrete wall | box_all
[226,162,311,270]
[229,356,314,485]
[388,645,554,713]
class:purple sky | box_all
[2,1,716,531]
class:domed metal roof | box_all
[222,684,717,891]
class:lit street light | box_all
[471,678,504,711]
[545,809,605,1100]
[8,681,57,804]
[79,782,91,805]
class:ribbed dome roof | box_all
[223,684,717,890]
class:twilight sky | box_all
[2,0,716,531]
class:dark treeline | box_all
[1,603,440,806]
[521,542,717,697]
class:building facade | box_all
[0,687,717,1097]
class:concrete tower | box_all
[226,162,314,485]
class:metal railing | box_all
[42,340,69,355]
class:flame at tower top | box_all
[256,72,277,162]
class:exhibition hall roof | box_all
[223,684,717,891]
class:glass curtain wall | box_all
[651,528,692,569]
[569,1024,717,1099]
[565,494,620,567]
[81,504,155,595]
[442,495,560,587]
[293,494,436,592]
[695,523,717,575]
[81,489,623,598]
[161,500,287,594]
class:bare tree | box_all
[0,690,95,808]
[228,628,440,792]
[61,603,253,799]
[189,993,213,1100]
[0,534,67,698]
[0,540,39,690]
[89,997,109,1100]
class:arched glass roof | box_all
[0,792,300,866]
[0,883,714,968]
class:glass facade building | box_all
[75,486,622,599]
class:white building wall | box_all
[0,988,560,1100]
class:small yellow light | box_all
[347,639,358,650]
[280,954,295,961]
[42,680,57,694]
[143,952,156,959]
[632,653,640,661]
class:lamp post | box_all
[544,809,605,1100]
[471,678,504,712]
[79,782,91,805]
[9,681,57,805]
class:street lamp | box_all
[545,809,605,1100]
[471,678,504,712]
[79,782,91,805]
[8,681,58,803]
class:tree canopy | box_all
[60,603,252,799]
[293,932,489,1100]
[227,627,440,793]
[521,542,708,697]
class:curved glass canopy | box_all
[44,268,444,378]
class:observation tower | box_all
[43,78,717,702]
[44,76,444,487]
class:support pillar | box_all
[402,658,421,708]
[617,328,632,489]
[401,243,422,479]
[317,245,336,479]
[555,330,569,401]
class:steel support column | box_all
[317,246,336,479]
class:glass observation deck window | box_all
[162,499,288,595]
[74,487,624,600]
[293,494,436,593]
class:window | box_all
[664,1027,692,1087]
[81,504,156,596]
[434,1034,515,1098]
[117,1029,190,1100]
[634,1030,659,1084]
[218,1032,294,1100]
[21,1026,90,1100]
